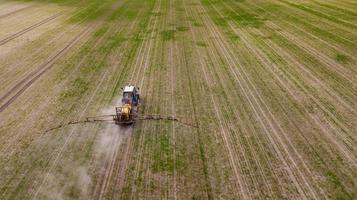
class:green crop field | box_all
[0,0,356,199]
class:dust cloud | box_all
[78,167,91,197]
[35,96,131,199]
[96,96,127,155]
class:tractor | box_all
[113,85,140,124]
[44,85,198,133]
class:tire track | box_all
[220,0,357,161]
[234,0,356,114]
[95,128,125,200]
[116,0,161,198]
[147,1,170,199]
[192,8,265,200]
[0,0,126,197]
[313,0,357,13]
[10,28,115,196]
[0,23,93,113]
[29,0,131,198]
[0,3,98,90]
[263,26,356,114]
[160,15,172,198]
[242,0,356,61]
[191,2,280,198]
[89,3,148,199]
[0,12,63,46]
[266,22,356,87]
[250,28,357,160]
[222,1,356,133]
[207,42,271,199]
[334,0,357,10]
[137,75,157,200]
[200,8,317,200]
[270,0,356,43]
[168,0,177,198]
[183,2,250,199]
[201,26,278,199]
[91,17,136,200]
[0,23,77,87]
[0,0,123,113]
[255,29,357,133]
[147,45,165,199]
[176,8,215,197]
[232,25,344,198]
[310,0,357,19]
[169,38,177,200]
[239,25,356,191]
[131,50,158,199]
[254,0,356,48]
[0,4,35,19]
[104,9,159,195]
[223,2,357,87]
[196,2,296,198]
[8,21,122,199]
[28,11,131,193]
[0,7,93,101]
[199,1,321,198]
[141,2,167,198]
[276,0,357,31]
[0,4,125,195]
[110,14,154,200]
[224,0,357,84]
[32,64,111,199]
[0,2,16,13]
[111,129,133,200]
[71,8,143,200]
[93,0,162,198]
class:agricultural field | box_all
[0,0,356,199]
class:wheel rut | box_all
[0,24,92,113]
[0,4,35,19]
[0,12,64,46]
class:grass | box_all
[161,30,176,41]
[0,0,356,199]
[196,41,207,47]
[152,131,174,172]
[336,54,350,64]
[259,1,356,49]
[279,0,357,30]
[176,26,189,32]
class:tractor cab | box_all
[122,85,140,106]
